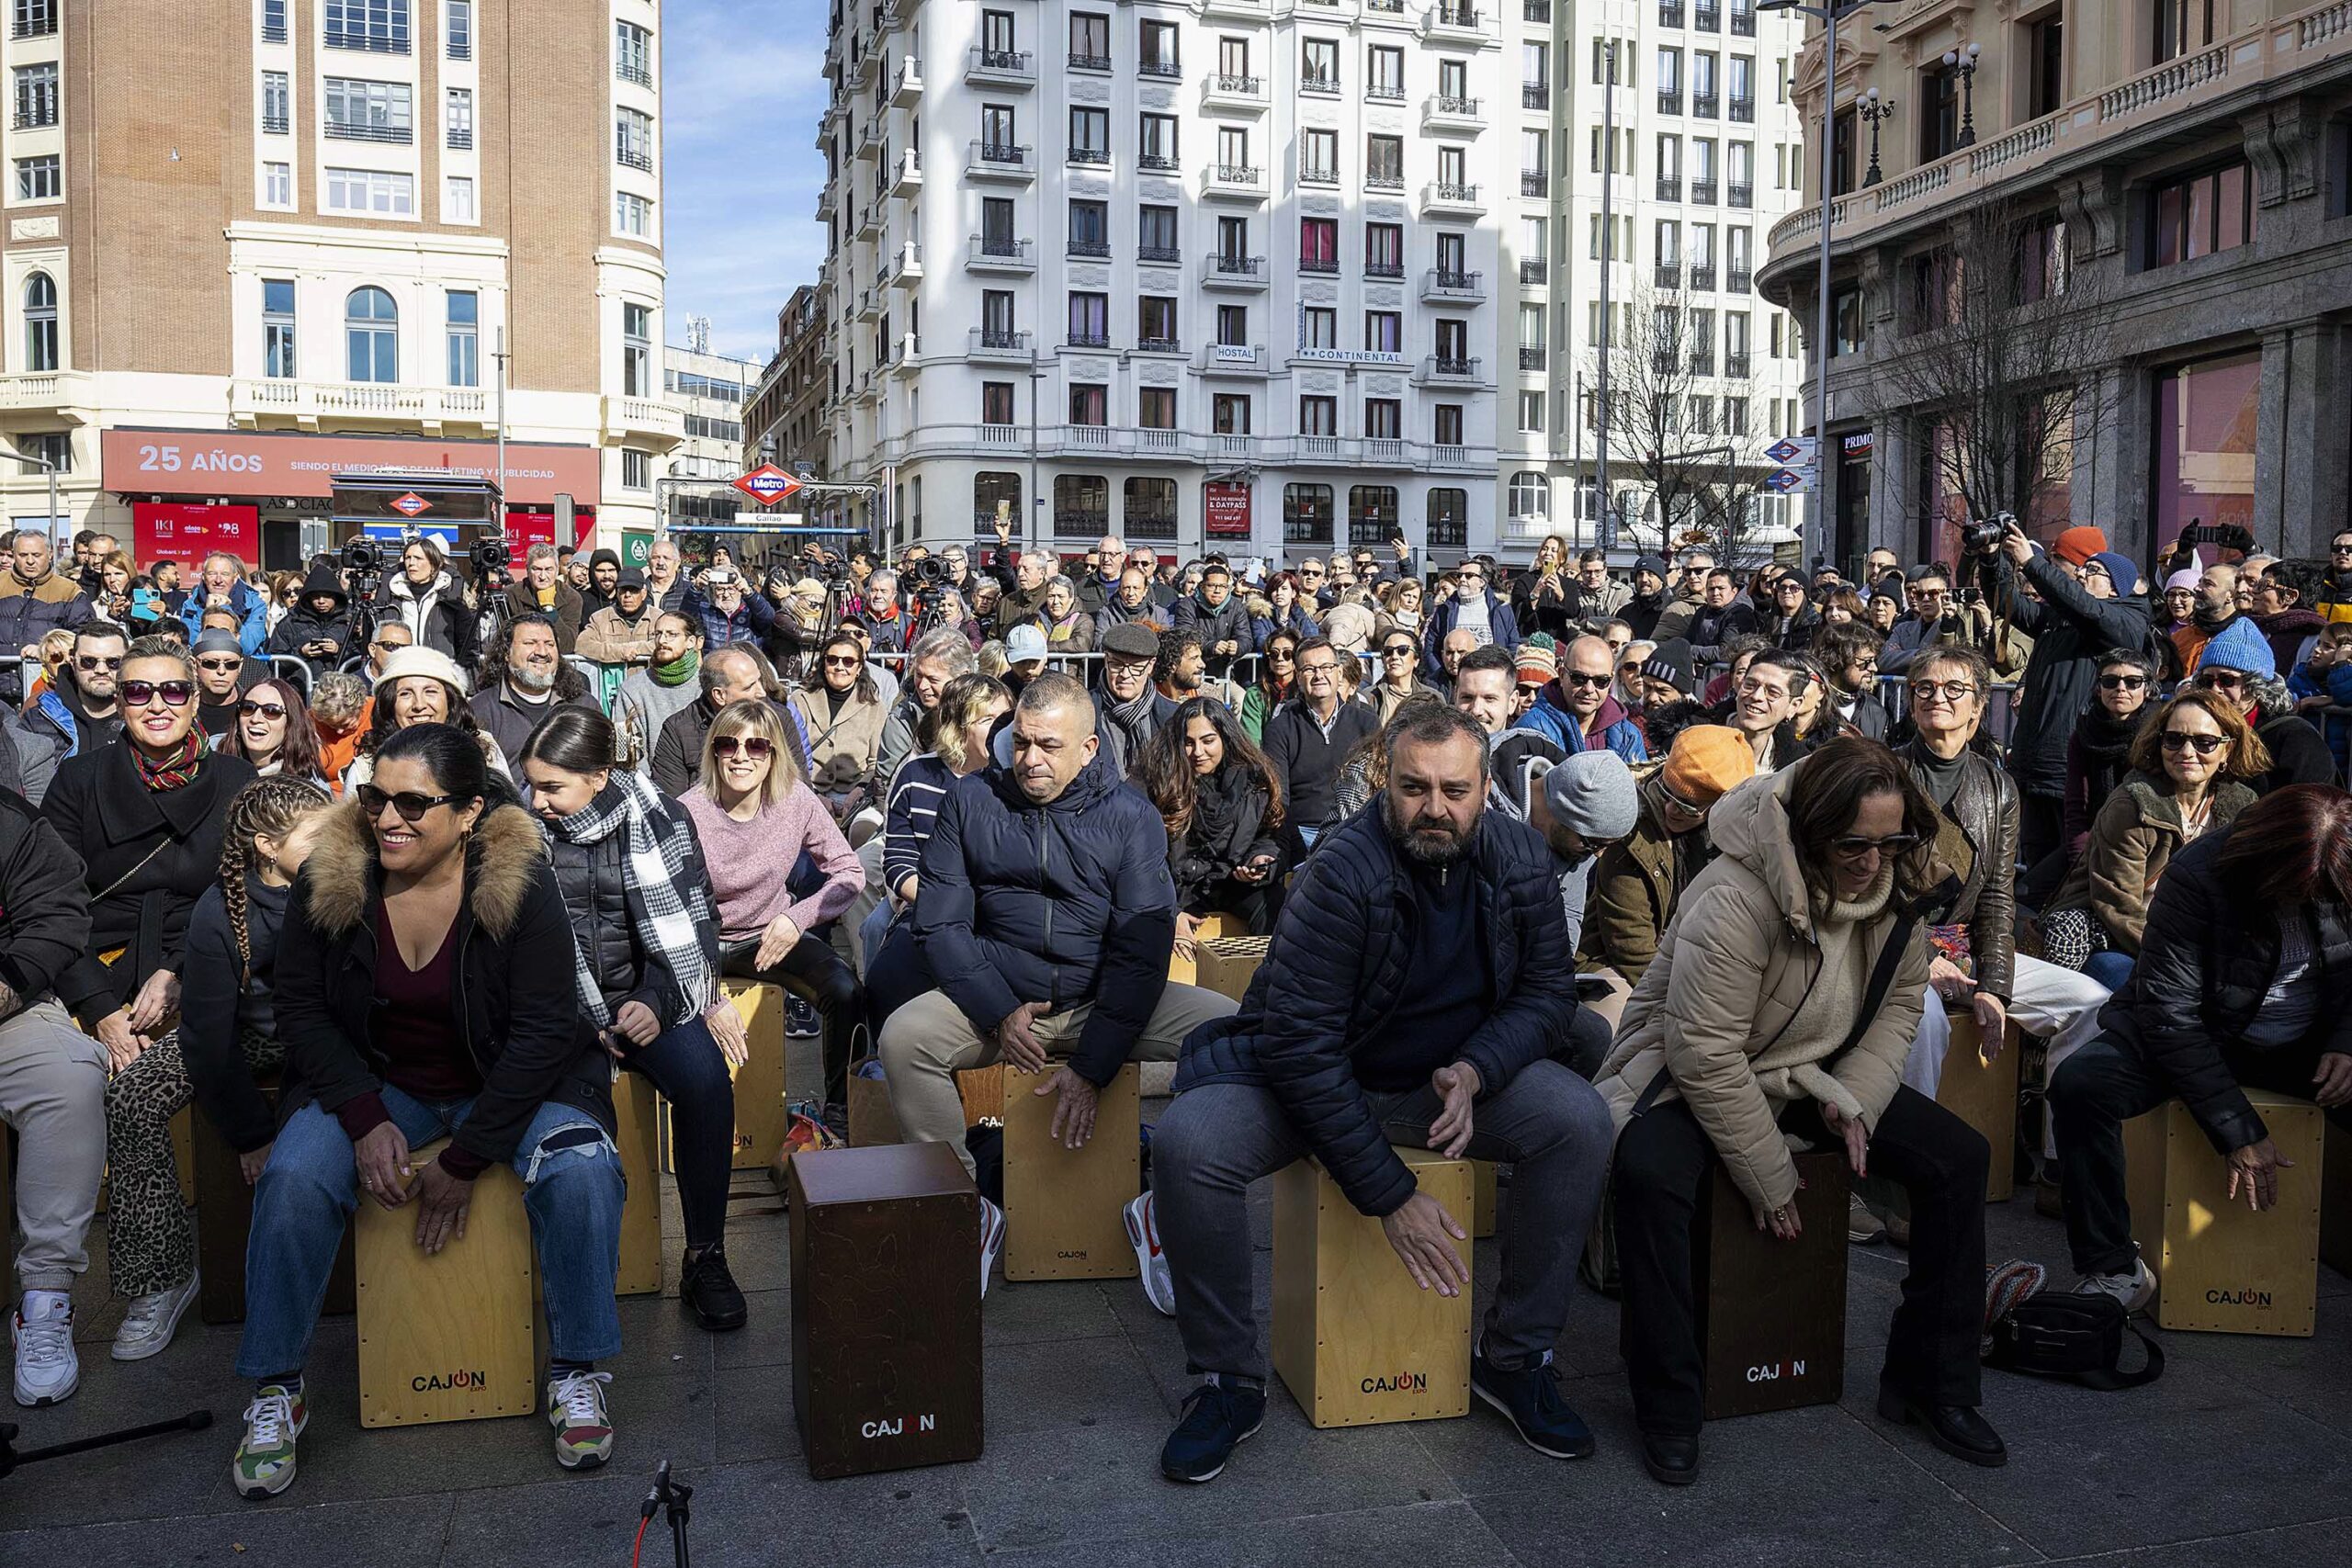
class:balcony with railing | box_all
[1067,235,1111,259]
[616,58,650,87]
[891,148,923,196]
[1065,327,1113,349]
[325,28,410,53]
[261,113,290,135]
[1519,345,1548,371]
[1690,177,1716,203]
[966,47,1035,86]
[1202,73,1269,111]
[329,117,413,145]
[1138,243,1182,265]
[1658,89,1682,114]
[1420,268,1486,303]
[1301,73,1341,96]
[1069,51,1113,73]
[1521,170,1548,197]
[967,235,1034,273]
[1659,0,1684,23]
[1522,84,1550,110]
[231,378,489,430]
[1423,4,1490,41]
[447,125,472,151]
[1520,258,1548,284]
[1692,92,1718,118]
[1300,251,1340,275]
[259,17,286,43]
[890,57,923,106]
[1655,261,1682,288]
[1732,1,1755,33]
[1420,355,1481,383]
[1727,265,1752,292]
[1204,254,1268,288]
[888,333,922,374]
[1364,256,1405,279]
[1366,164,1406,191]
[1367,77,1407,103]
[1728,180,1752,209]
[1657,175,1681,200]
[1689,349,1715,375]
[1422,94,1484,130]
[1726,351,1751,377]
[1420,181,1480,214]
[1298,156,1340,186]
[1139,57,1182,80]
[1136,333,1183,355]
[967,140,1035,181]
[1204,163,1267,198]
[1694,1,1720,28]
[967,327,1033,360]
[1689,264,1715,289]
[888,243,923,288]
[1067,142,1111,167]
[1729,95,1754,123]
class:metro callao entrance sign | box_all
[731,463,803,508]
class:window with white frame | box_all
[324,0,410,53]
[345,286,398,382]
[1518,392,1544,434]
[616,20,652,85]
[264,278,297,378]
[14,155,59,201]
[447,290,478,386]
[622,302,652,396]
[446,88,473,149]
[444,175,475,222]
[14,62,56,129]
[1510,471,1549,517]
[23,273,56,372]
[260,70,289,133]
[616,190,652,238]
[324,166,413,214]
[447,0,471,59]
[616,107,654,170]
[621,449,650,490]
[261,161,292,208]
[324,77,413,140]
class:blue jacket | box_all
[1174,796,1579,1218]
[2294,659,2352,775]
[912,749,1178,1087]
[176,578,271,656]
[1419,589,1521,682]
[1250,604,1319,649]
[1512,685,1650,764]
[696,590,775,649]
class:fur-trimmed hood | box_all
[302,798,548,941]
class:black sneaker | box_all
[1159,1379,1266,1483]
[680,1247,749,1332]
[1471,1349,1595,1459]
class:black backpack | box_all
[1983,1264,2164,1391]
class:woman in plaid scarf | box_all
[520,707,752,1333]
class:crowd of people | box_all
[2,516,2348,1501]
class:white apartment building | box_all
[816,0,1804,565]
[663,333,759,529]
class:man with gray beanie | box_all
[1527,750,1639,1077]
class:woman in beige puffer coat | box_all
[1598,738,2003,1484]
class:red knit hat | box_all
[2052,525,2108,567]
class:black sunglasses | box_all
[76,654,121,671]
[2097,673,2147,691]
[357,784,462,824]
[1563,671,1611,688]
[2160,730,2225,756]
[122,680,194,707]
[238,700,288,721]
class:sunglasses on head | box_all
[122,680,193,707]
[238,700,287,721]
[2161,730,2225,756]
[357,784,462,824]
[714,735,775,760]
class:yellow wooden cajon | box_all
[1168,912,1241,987]
[662,980,788,1172]
[1196,936,1272,1004]
[1471,1159,1498,1239]
[356,1140,540,1427]
[1937,1016,2021,1201]
[2124,1089,2324,1337]
[612,1067,662,1297]
[1000,1061,1140,1280]
[1272,1147,1473,1428]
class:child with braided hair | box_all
[99,777,334,1361]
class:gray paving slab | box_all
[984,1498,1526,1568]
[0,1491,454,1568]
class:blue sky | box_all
[662,0,828,367]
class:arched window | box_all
[345,286,398,383]
[23,273,56,373]
[1509,470,1549,519]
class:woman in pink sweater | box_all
[680,699,865,1115]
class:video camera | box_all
[1959,511,2018,556]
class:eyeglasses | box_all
[75,655,121,671]
[1831,832,1920,861]
[2097,673,2148,691]
[1849,658,1881,673]
[1908,679,1978,702]
[1563,670,1611,689]
[238,700,287,721]
[370,638,408,651]
[121,680,194,707]
[821,655,863,669]
[357,784,462,824]
[2160,730,2226,756]
[1659,785,1707,819]
[713,736,775,760]
[198,658,242,673]
[1296,660,1340,676]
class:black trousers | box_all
[1612,1089,1988,1437]
[719,932,862,1108]
[2018,792,2065,880]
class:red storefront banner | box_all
[502,507,594,565]
[1204,481,1252,538]
[132,502,259,567]
[100,428,602,508]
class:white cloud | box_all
[662,0,829,365]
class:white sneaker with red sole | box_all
[1123,1192,1176,1316]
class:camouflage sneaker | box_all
[232,1383,309,1499]
[547,1370,615,1470]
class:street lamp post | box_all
[1860,88,1895,186]
[1945,42,1981,147]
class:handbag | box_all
[1985,1284,2165,1391]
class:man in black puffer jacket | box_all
[1146,704,1614,1484]
[876,673,1238,1233]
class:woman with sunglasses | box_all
[1236,627,1299,744]
[39,636,260,1351]
[2190,625,2339,796]
[1600,738,2003,1483]
[2043,688,2267,992]
[681,699,864,1115]
[786,631,887,823]
[237,723,621,1496]
[340,645,511,794]
[519,707,751,1333]
[1136,696,1285,945]
[1367,631,1440,724]
[221,674,329,788]
[2018,649,2158,912]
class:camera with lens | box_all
[469,536,511,577]
[813,556,853,585]
[1959,512,2017,556]
[342,537,381,575]
[910,555,949,586]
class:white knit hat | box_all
[371,643,472,700]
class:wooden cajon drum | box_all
[999,1062,1140,1281]
[356,1140,540,1427]
[2124,1089,2324,1336]
[662,980,788,1172]
[2323,1116,2352,1280]
[1690,1152,1849,1420]
[1196,936,1272,1004]
[789,1143,983,1478]
[1937,1016,2021,1201]
[1272,1147,1473,1428]
[957,1065,1005,1127]
[612,1067,663,1297]
[1471,1159,1498,1240]
[1168,912,1241,987]
[190,1096,355,1325]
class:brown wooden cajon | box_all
[1471,1159,1498,1240]
[1168,912,1241,987]
[1937,1016,2022,1201]
[662,980,788,1172]
[2125,1089,2324,1336]
[1196,935,1272,1004]
[612,1067,663,1297]
[2323,1116,2352,1281]
[1000,1062,1141,1280]
[1272,1147,1473,1428]
[356,1140,540,1427]
[190,1095,355,1325]
[957,1065,1005,1127]
[1690,1152,1849,1420]
[789,1143,984,1479]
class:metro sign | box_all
[1764,437,1813,465]
[390,491,432,517]
[732,463,803,508]
[1763,468,1812,494]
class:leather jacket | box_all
[1901,739,2018,1002]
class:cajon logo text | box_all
[861,1414,939,1438]
[1746,1359,1807,1383]
[413,1370,488,1392]
[1360,1371,1429,1393]
[1056,1249,1091,1260]
[2205,1287,2274,1308]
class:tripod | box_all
[635,1459,693,1567]
[0,1409,212,1482]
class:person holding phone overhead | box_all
[1136,697,1285,948]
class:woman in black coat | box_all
[42,636,258,1064]
[1136,696,1284,942]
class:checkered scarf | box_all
[546,771,717,1030]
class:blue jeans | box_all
[2083,949,2135,992]
[236,1087,625,1380]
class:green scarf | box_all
[651,649,700,688]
